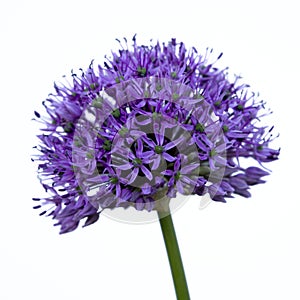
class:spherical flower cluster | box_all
[32,37,279,233]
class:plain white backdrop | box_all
[0,0,299,299]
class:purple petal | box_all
[128,151,136,160]
[141,183,152,194]
[180,175,197,186]
[227,131,249,138]
[128,167,139,184]
[220,181,234,193]
[215,143,227,153]
[144,198,155,212]
[213,155,227,166]
[180,164,199,174]
[245,167,269,178]
[194,136,209,152]
[116,183,122,197]
[229,177,248,190]
[176,180,184,194]
[162,152,176,162]
[136,198,145,211]
[164,137,184,150]
[151,155,161,170]
[174,158,181,171]
[112,163,133,170]
[141,136,155,148]
[235,189,251,198]
[154,123,164,145]
[142,150,155,159]
[88,175,110,183]
[136,138,144,155]
[141,165,153,181]
[83,213,100,227]
[161,169,173,176]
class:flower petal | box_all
[141,165,153,181]
[162,152,176,162]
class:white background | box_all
[0,0,299,299]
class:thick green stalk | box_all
[158,209,190,300]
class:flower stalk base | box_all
[158,208,190,300]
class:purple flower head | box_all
[32,37,279,233]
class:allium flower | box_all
[32,37,279,234]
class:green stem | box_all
[158,208,190,300]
